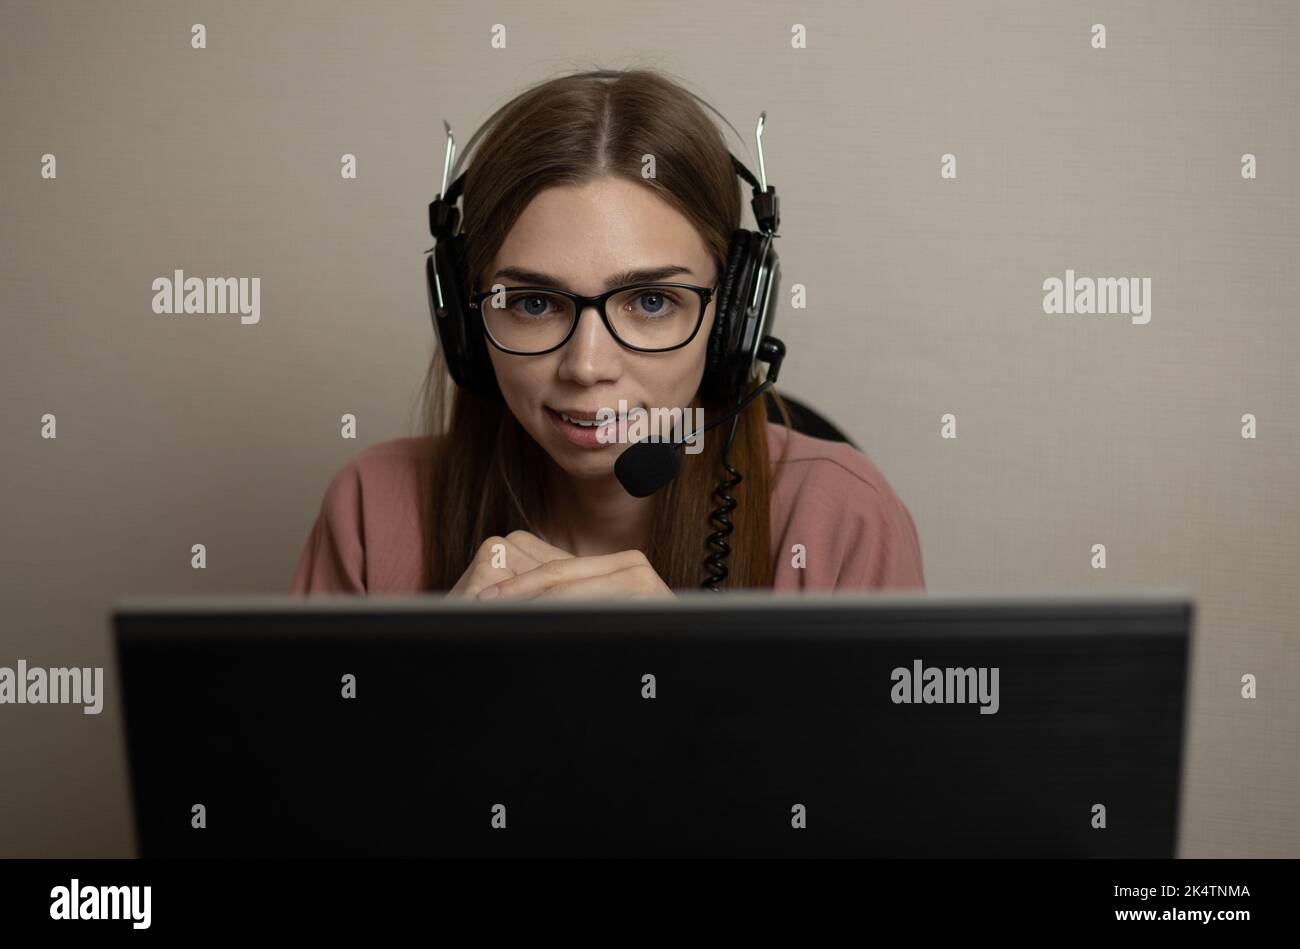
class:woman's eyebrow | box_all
[491,265,695,290]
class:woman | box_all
[291,68,924,599]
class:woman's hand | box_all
[477,548,674,601]
[446,530,574,599]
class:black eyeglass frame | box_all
[467,282,718,356]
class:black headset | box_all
[424,72,786,588]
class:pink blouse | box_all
[290,421,925,594]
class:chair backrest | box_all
[764,391,858,449]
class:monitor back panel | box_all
[115,598,1191,857]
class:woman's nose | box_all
[557,304,623,383]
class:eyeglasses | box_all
[467,282,717,355]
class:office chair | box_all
[764,391,858,450]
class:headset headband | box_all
[430,69,779,242]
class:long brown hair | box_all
[418,68,794,591]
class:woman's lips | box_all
[544,406,619,449]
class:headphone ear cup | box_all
[705,231,751,399]
[709,230,767,401]
[453,236,501,400]
[430,236,471,388]
[731,230,779,396]
[431,235,500,399]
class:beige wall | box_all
[2,0,1297,857]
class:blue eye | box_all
[519,295,550,316]
[631,289,683,319]
[504,291,566,319]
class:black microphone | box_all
[615,337,785,498]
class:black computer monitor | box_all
[112,591,1193,857]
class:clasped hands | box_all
[447,530,675,601]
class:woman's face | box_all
[481,175,718,481]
